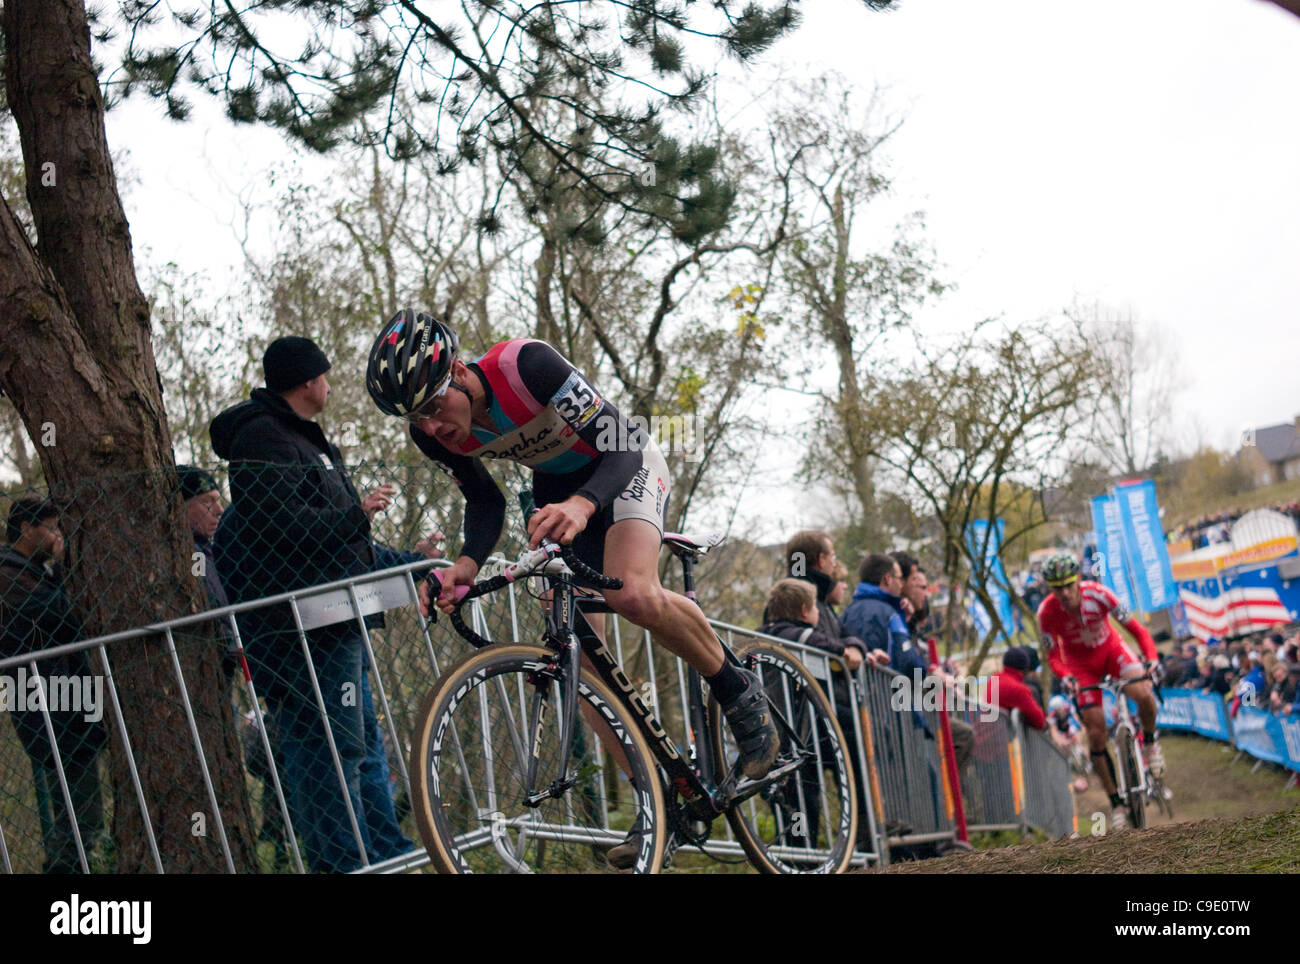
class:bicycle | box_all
[1076,673,1169,830]
[407,528,858,874]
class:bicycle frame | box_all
[531,555,811,823]
[1079,675,1150,798]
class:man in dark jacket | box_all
[1,498,107,873]
[209,336,411,873]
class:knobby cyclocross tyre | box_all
[1118,732,1146,830]
[708,640,857,874]
[409,643,667,873]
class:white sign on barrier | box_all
[296,573,413,631]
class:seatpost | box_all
[680,553,697,601]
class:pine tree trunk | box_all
[1,0,255,872]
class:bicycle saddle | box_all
[661,531,726,558]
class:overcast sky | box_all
[105,0,1300,530]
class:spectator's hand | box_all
[526,495,595,547]
[416,531,447,560]
[868,649,891,668]
[842,646,864,671]
[1283,705,1293,716]
[362,483,397,521]
[899,597,915,619]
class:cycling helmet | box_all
[366,309,459,418]
[1048,695,1070,715]
[1042,552,1080,587]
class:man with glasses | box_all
[1036,552,1162,831]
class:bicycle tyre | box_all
[409,643,667,873]
[708,640,857,874]
[1117,731,1146,830]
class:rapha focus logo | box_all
[50,894,151,944]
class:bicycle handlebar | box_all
[1076,673,1154,695]
[427,542,624,649]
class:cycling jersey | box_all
[410,338,666,567]
[1037,581,1157,708]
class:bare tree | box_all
[859,319,1106,669]
[1071,301,1180,477]
[771,75,946,554]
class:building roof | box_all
[1253,421,1300,465]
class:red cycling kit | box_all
[1036,581,1157,708]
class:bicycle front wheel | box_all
[409,644,667,873]
[709,640,858,874]
[1116,731,1146,830]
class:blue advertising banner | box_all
[1114,480,1178,612]
[1153,688,1234,742]
[1090,494,1136,612]
[1232,706,1288,766]
[966,520,1016,642]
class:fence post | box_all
[927,638,968,845]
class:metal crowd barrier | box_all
[0,557,1074,873]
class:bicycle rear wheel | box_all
[708,640,857,874]
[1117,732,1146,830]
[410,643,666,873]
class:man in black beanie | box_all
[208,337,411,872]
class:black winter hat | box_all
[263,336,331,392]
[176,465,219,500]
[1002,646,1031,672]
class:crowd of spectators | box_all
[1158,628,1300,718]
[1167,501,1300,550]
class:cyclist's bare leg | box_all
[1079,704,1117,796]
[600,519,724,675]
[1119,673,1159,734]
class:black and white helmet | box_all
[366,309,459,418]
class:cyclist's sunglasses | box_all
[401,378,454,423]
[1047,576,1080,589]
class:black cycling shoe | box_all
[720,666,780,780]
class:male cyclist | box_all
[1036,553,1163,831]
[365,310,779,807]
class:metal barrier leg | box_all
[161,627,236,873]
[98,646,164,872]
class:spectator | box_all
[1016,644,1045,708]
[1267,662,1297,714]
[842,554,914,673]
[1205,653,1234,697]
[177,465,239,684]
[771,531,885,668]
[984,647,1046,729]
[889,550,931,637]
[0,498,107,873]
[1231,654,1265,716]
[844,553,973,849]
[209,336,412,873]
[758,578,866,670]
